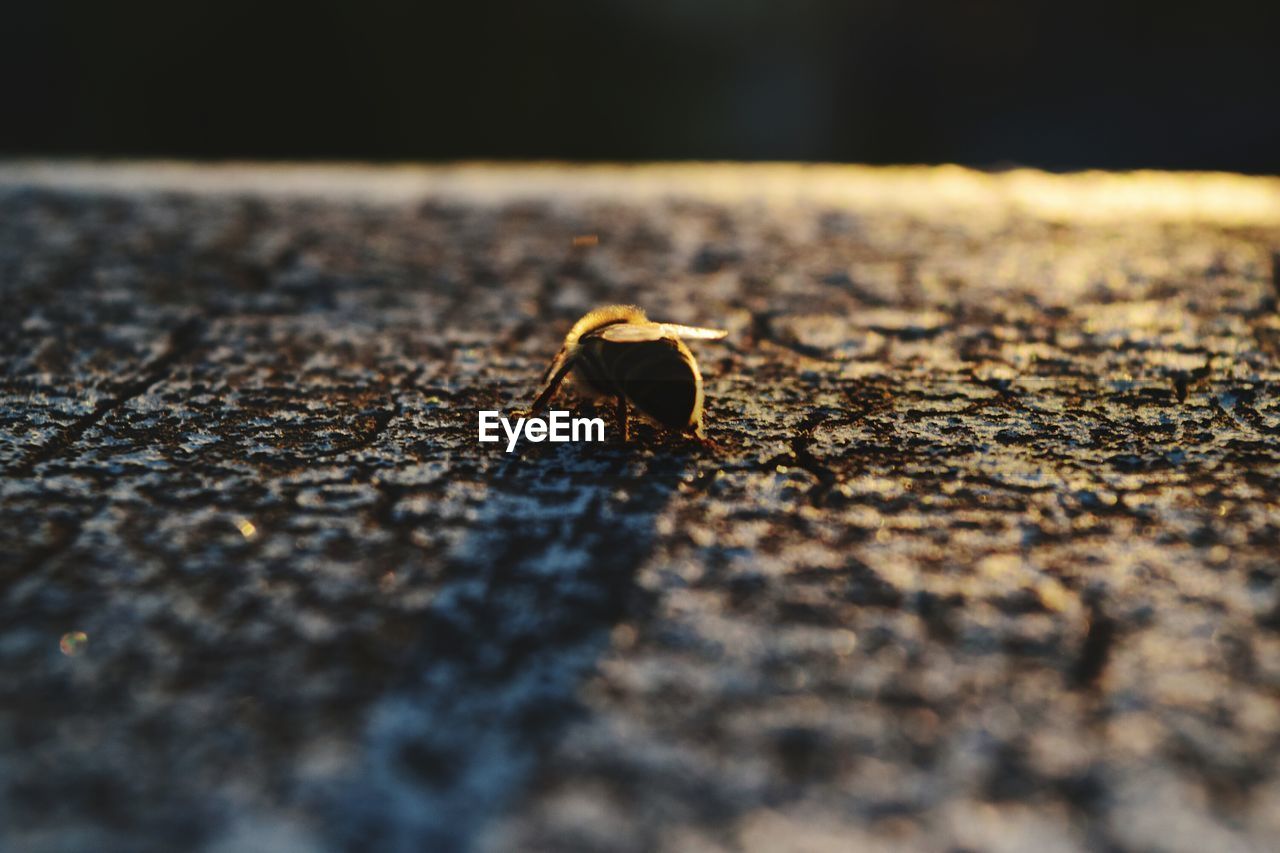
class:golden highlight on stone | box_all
[3,162,1277,225]
[59,631,88,657]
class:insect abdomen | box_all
[579,337,700,431]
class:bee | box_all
[531,305,728,440]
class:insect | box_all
[531,305,728,440]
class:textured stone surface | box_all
[2,163,1279,852]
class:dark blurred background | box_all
[4,0,1278,173]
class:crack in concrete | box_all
[7,315,205,479]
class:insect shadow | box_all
[330,441,693,852]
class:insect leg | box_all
[615,395,629,442]
[531,355,575,412]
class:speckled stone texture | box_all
[2,164,1280,853]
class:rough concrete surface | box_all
[2,163,1279,852]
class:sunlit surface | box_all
[3,160,1278,852]
[1,161,1277,225]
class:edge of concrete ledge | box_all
[1,160,1278,225]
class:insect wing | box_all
[657,323,728,341]
[595,323,669,343]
